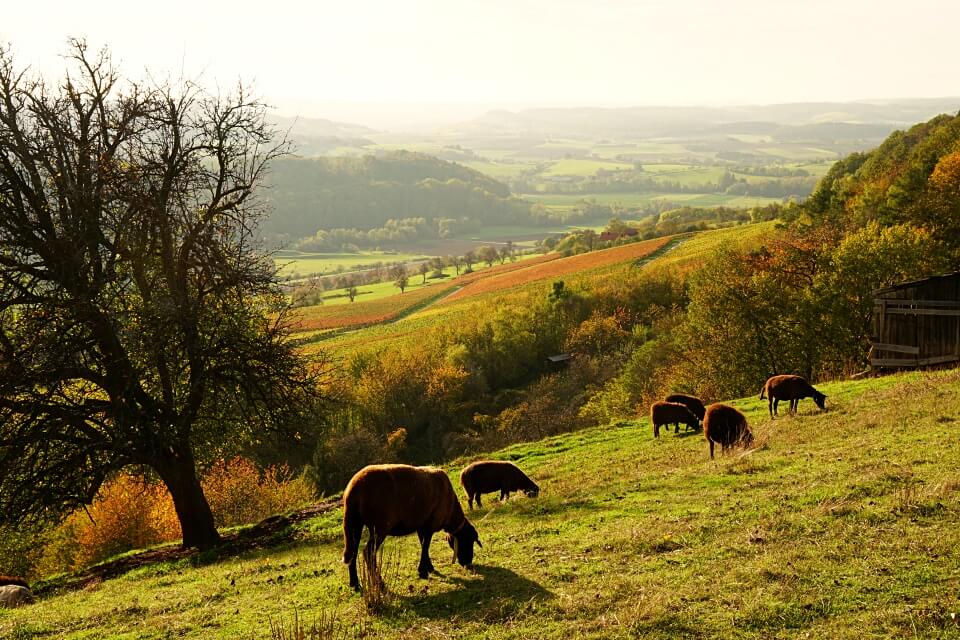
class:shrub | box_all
[202,457,317,529]
[33,457,316,574]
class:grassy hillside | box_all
[6,369,960,638]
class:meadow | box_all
[275,251,429,279]
[6,368,960,638]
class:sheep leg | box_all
[475,493,482,509]
[500,490,508,501]
[709,440,715,459]
[773,398,780,417]
[417,530,435,578]
[467,493,474,510]
[768,396,774,419]
[363,528,383,589]
[344,514,364,591]
[654,423,660,438]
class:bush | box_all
[202,457,317,529]
[33,458,316,575]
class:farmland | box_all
[291,253,561,331]
[443,237,671,303]
[7,369,960,639]
[275,251,429,279]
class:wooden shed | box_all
[870,272,960,368]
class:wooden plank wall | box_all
[871,276,960,368]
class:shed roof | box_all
[873,271,960,296]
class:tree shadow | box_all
[389,564,554,622]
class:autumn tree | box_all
[477,245,498,268]
[391,264,409,292]
[0,42,320,549]
[418,261,430,283]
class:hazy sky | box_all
[4,0,959,128]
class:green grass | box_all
[275,251,429,279]
[7,369,960,638]
[541,159,635,177]
[458,160,534,179]
[524,192,783,209]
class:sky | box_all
[4,0,959,129]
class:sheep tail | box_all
[759,385,766,400]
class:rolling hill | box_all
[5,368,960,638]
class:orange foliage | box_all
[38,457,316,574]
[201,457,316,529]
[43,475,180,571]
[443,238,671,303]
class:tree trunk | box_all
[154,445,221,549]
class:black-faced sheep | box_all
[459,460,539,509]
[650,401,700,438]
[703,403,753,459]
[341,464,481,590]
[760,374,827,418]
[664,393,706,423]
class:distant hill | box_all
[448,100,960,141]
[260,151,530,239]
[266,113,379,156]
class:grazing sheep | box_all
[760,374,827,418]
[341,464,481,591]
[650,401,700,438]
[0,584,33,608]
[703,403,753,459]
[0,576,29,589]
[665,393,707,423]
[459,460,540,509]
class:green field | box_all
[525,192,783,209]
[541,159,635,177]
[313,254,543,306]
[8,368,960,638]
[275,251,429,279]
[458,160,533,178]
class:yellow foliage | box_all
[37,457,316,574]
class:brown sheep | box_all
[650,401,700,438]
[341,464,481,590]
[665,393,706,423]
[760,374,827,418]
[0,576,29,589]
[459,461,539,509]
[703,403,753,459]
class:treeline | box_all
[291,216,485,252]
[262,151,531,240]
[513,169,818,199]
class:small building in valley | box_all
[870,272,960,369]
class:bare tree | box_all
[0,42,321,549]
